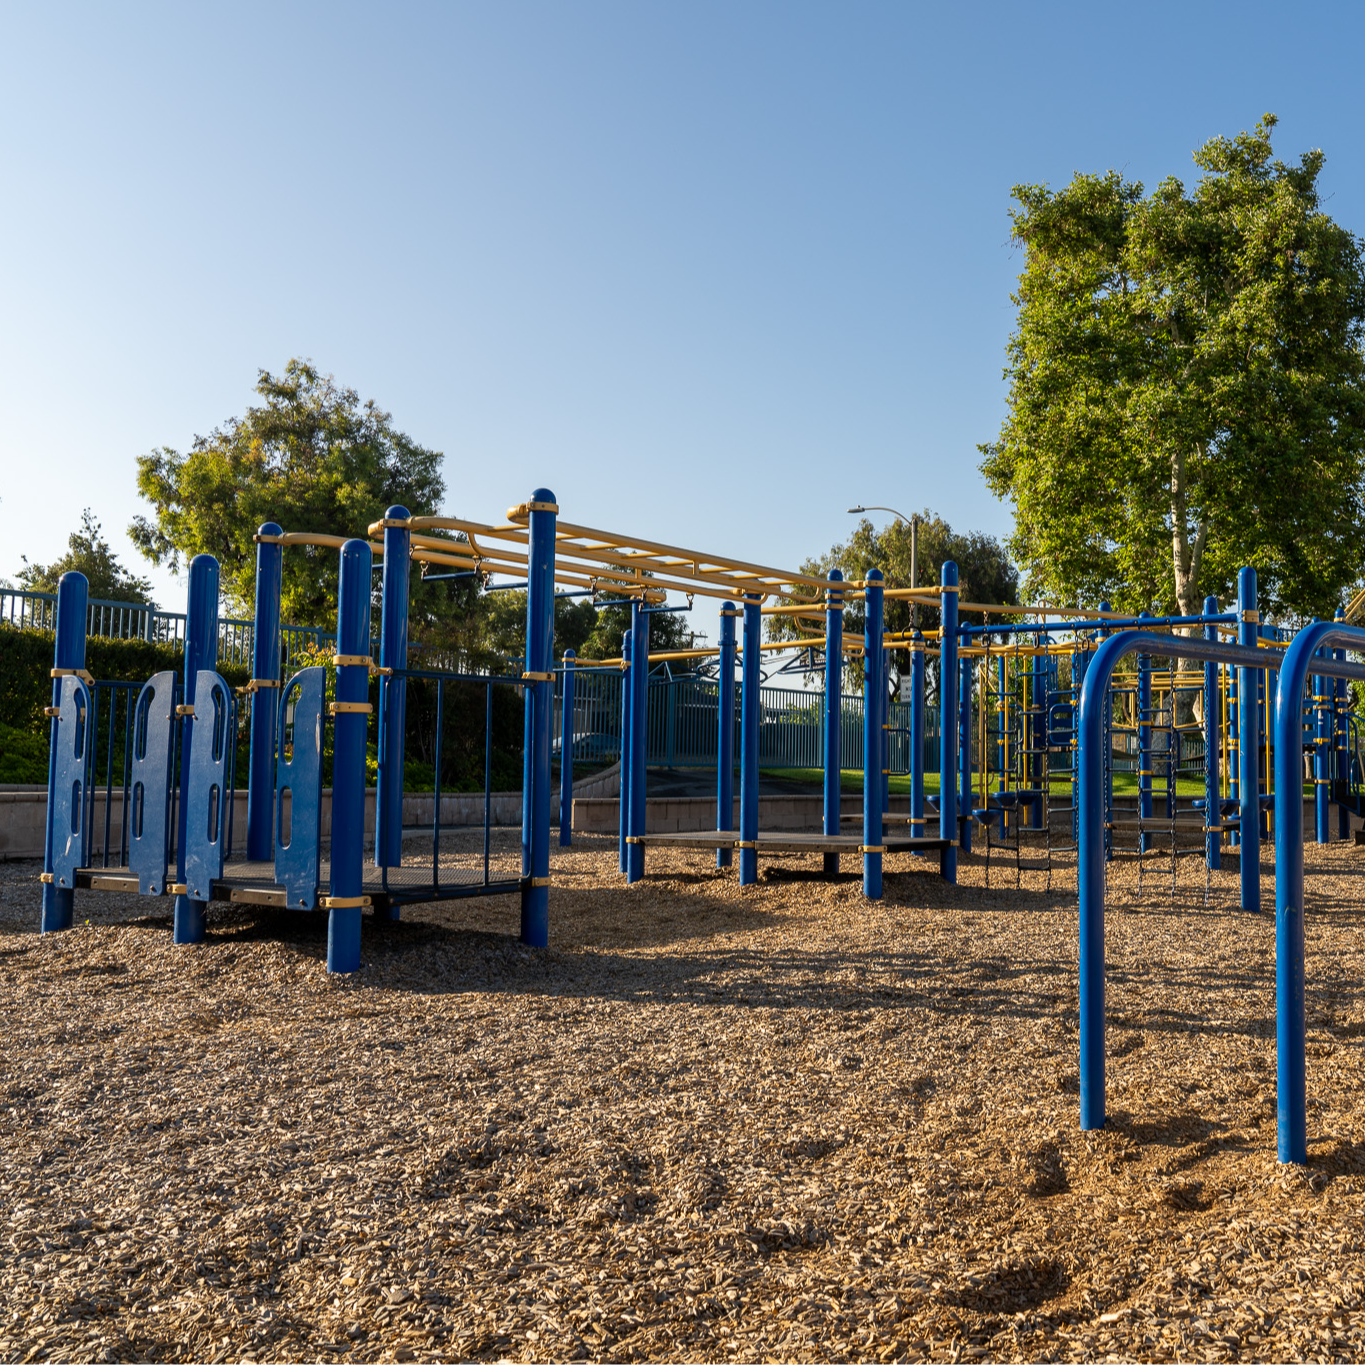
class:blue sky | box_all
[4,0,1365,628]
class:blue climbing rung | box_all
[184,670,236,902]
[275,667,325,910]
[49,674,93,890]
[127,671,178,895]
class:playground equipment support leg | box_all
[939,562,958,883]
[619,631,632,874]
[911,632,927,848]
[862,570,884,899]
[716,609,736,869]
[41,572,89,934]
[958,653,972,854]
[245,523,282,862]
[1138,615,1153,855]
[520,489,557,945]
[822,571,843,875]
[1204,598,1221,870]
[627,601,647,884]
[375,505,411,891]
[173,556,220,946]
[328,540,372,974]
[1238,567,1260,912]
[739,595,761,886]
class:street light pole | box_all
[848,504,921,629]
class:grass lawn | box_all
[764,767,1307,800]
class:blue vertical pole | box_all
[327,540,372,974]
[1336,615,1349,840]
[245,523,282,862]
[41,572,89,933]
[1314,633,1330,844]
[862,570,884,899]
[619,632,632,874]
[939,562,958,882]
[559,649,575,846]
[1237,567,1260,913]
[1077,639,1108,1131]
[1228,662,1241,847]
[626,601,648,884]
[520,489,557,945]
[822,571,844,875]
[1203,597,1221,870]
[996,651,1008,838]
[716,607,737,867]
[1137,612,1153,854]
[910,632,926,845]
[375,505,410,881]
[1099,602,1114,863]
[958,653,973,853]
[173,555,220,946]
[882,646,892,816]
[739,594,761,886]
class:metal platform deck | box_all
[74,857,523,911]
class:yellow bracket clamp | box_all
[526,876,552,887]
[329,701,373,714]
[253,532,286,543]
[735,840,758,849]
[333,654,372,667]
[175,704,195,717]
[240,678,282,693]
[43,706,60,718]
[50,668,94,684]
[1242,610,1260,623]
[169,883,189,896]
[39,872,54,884]
[861,845,887,855]
[507,499,560,520]
[522,671,554,682]
[320,895,372,909]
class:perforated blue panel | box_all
[127,671,177,895]
[185,670,236,902]
[275,667,325,910]
[50,675,92,889]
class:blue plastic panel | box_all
[184,670,236,902]
[126,671,178,895]
[50,675,92,889]
[275,667,325,910]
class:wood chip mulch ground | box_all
[2,829,1364,1363]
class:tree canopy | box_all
[131,360,446,623]
[18,510,156,606]
[774,512,1019,692]
[980,115,1365,620]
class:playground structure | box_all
[33,488,1365,1167]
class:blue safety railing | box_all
[556,668,941,772]
[1,587,336,668]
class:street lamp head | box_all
[847,506,865,514]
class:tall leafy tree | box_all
[775,511,1019,694]
[131,360,446,623]
[980,116,1365,620]
[18,509,156,606]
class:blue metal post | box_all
[520,489,557,945]
[559,649,575,846]
[1203,597,1221,870]
[619,632,632,874]
[996,651,1008,838]
[822,571,844,875]
[1099,602,1114,863]
[939,562,958,882]
[375,505,411,883]
[862,570,884,899]
[1314,632,1330,844]
[911,632,926,845]
[41,572,89,933]
[1237,567,1260,912]
[245,523,282,862]
[1336,618,1350,840]
[1137,612,1153,854]
[739,595,761,886]
[716,608,737,867]
[958,653,973,854]
[327,539,372,974]
[173,555,220,946]
[626,601,648,884]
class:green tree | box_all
[776,511,1019,693]
[980,116,1365,621]
[130,360,445,624]
[481,590,600,662]
[18,509,156,605]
